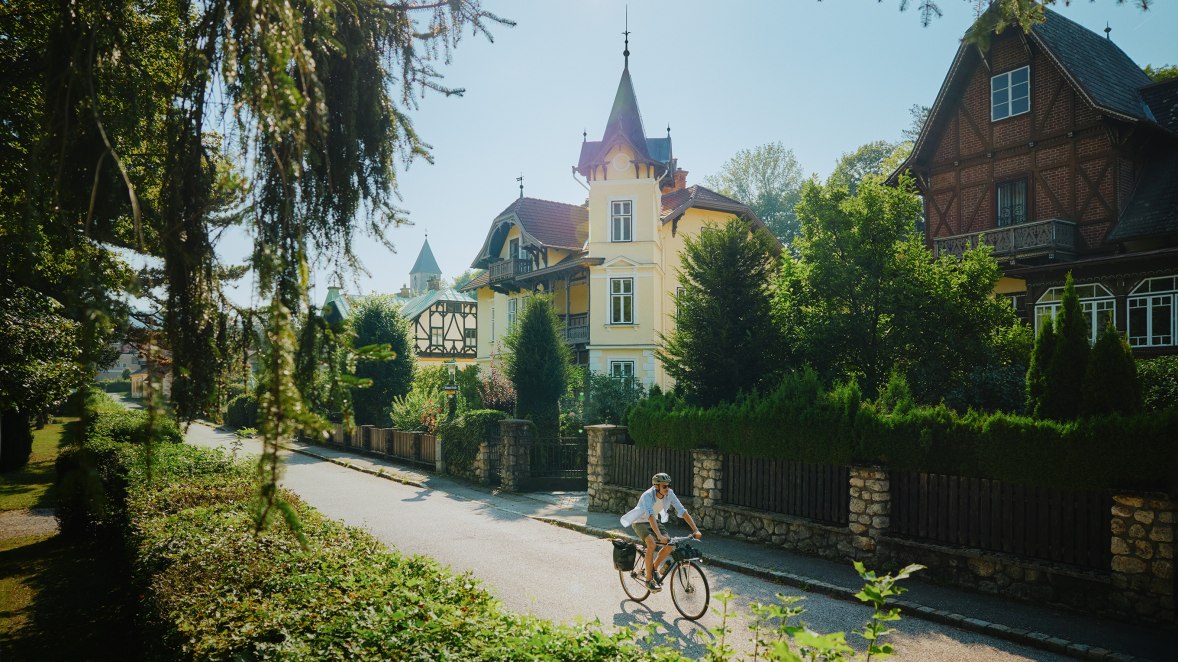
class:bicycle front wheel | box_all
[619,555,651,602]
[669,560,710,620]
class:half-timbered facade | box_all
[465,48,769,389]
[896,9,1178,355]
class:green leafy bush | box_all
[436,409,506,475]
[224,393,258,429]
[389,383,444,432]
[102,379,132,393]
[1138,355,1178,413]
[583,371,646,426]
[85,392,182,445]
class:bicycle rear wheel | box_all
[669,560,710,620]
[619,554,651,602]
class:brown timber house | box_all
[895,8,1178,356]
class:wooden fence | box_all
[329,424,437,468]
[724,455,849,526]
[611,444,694,497]
[890,471,1111,571]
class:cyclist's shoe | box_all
[647,579,662,592]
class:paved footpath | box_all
[260,435,1169,662]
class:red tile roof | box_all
[496,197,588,250]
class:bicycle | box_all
[617,534,710,620]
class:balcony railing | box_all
[489,258,533,283]
[562,314,589,345]
[933,218,1078,261]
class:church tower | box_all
[409,238,442,294]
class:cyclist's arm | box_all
[682,511,702,540]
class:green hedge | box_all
[627,370,1178,492]
[1138,355,1178,413]
[102,379,132,393]
[58,421,654,659]
[224,394,259,429]
[437,409,507,473]
[85,391,182,445]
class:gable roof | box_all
[470,197,589,269]
[897,8,1163,180]
[659,184,780,249]
[1141,78,1178,135]
[399,287,475,321]
[1107,151,1178,242]
[410,239,442,276]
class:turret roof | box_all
[410,239,442,276]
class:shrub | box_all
[103,379,132,393]
[477,354,515,413]
[436,409,506,474]
[583,371,646,426]
[224,394,259,429]
[503,297,569,436]
[1081,324,1141,417]
[1138,355,1178,412]
[0,410,34,472]
[389,383,444,432]
[1042,272,1088,420]
[86,399,183,445]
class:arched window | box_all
[1128,276,1177,348]
[1034,283,1114,345]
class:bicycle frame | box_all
[619,534,710,620]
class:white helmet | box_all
[651,472,671,486]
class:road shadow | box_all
[611,599,714,658]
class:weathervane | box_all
[623,6,630,67]
[517,173,524,199]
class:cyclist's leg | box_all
[652,541,674,576]
[633,522,656,582]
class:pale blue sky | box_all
[215,0,1177,307]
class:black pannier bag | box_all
[611,539,637,571]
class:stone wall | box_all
[1109,493,1175,623]
[586,425,1176,625]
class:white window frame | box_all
[609,360,635,380]
[610,278,634,324]
[1034,283,1115,345]
[430,326,443,347]
[611,200,633,242]
[675,286,686,322]
[1128,276,1177,348]
[507,298,518,330]
[992,65,1030,122]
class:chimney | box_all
[663,168,689,193]
[399,283,411,297]
[428,276,441,291]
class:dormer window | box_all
[991,66,1030,121]
[611,200,633,242]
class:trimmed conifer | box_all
[503,296,571,436]
[1026,317,1055,418]
[1081,324,1142,417]
[1042,272,1088,420]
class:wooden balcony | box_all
[489,258,533,284]
[933,218,1078,262]
[562,314,589,345]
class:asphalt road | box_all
[185,423,1076,661]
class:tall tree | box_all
[776,175,1017,400]
[828,140,903,196]
[1025,318,1057,417]
[503,296,570,436]
[350,295,415,427]
[658,218,784,408]
[704,143,804,246]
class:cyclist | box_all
[620,472,702,591]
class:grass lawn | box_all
[0,418,141,661]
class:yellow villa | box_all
[463,47,768,390]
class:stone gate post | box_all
[691,449,723,529]
[848,465,890,558]
[587,425,626,511]
[1110,493,1175,623]
[499,419,532,492]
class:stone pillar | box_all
[476,440,491,485]
[692,449,723,529]
[848,466,890,557]
[435,434,447,474]
[587,425,626,511]
[361,425,375,452]
[1110,493,1175,623]
[499,419,532,492]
